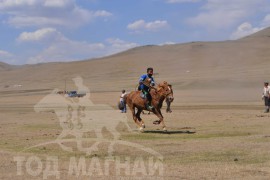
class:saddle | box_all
[140,92,146,99]
[139,91,155,111]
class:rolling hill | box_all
[1,27,270,102]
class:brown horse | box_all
[142,93,174,114]
[125,81,174,131]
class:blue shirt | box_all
[139,74,155,91]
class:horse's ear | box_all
[168,84,172,87]
[163,81,168,85]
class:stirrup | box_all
[146,105,154,111]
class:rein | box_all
[141,82,157,91]
[165,86,173,97]
[153,85,173,98]
[164,91,173,97]
[141,81,173,97]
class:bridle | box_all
[165,86,173,97]
[156,85,173,98]
[140,81,173,97]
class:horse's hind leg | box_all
[131,106,142,129]
[136,109,145,129]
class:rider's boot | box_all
[146,101,154,111]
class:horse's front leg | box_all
[166,101,172,113]
[131,106,143,130]
[153,109,166,131]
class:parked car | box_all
[68,91,78,97]
[68,91,86,97]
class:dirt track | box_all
[0,90,270,180]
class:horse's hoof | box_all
[142,124,145,128]
[139,127,144,132]
[153,120,160,125]
[163,128,167,132]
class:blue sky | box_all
[0,0,270,65]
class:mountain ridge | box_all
[1,27,270,96]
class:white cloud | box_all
[127,20,169,32]
[105,38,138,54]
[230,22,263,39]
[27,40,106,64]
[20,29,138,64]
[146,20,169,30]
[92,10,112,17]
[0,0,37,8]
[21,29,104,63]
[0,50,14,58]
[0,50,16,64]
[43,0,72,8]
[27,37,138,64]
[230,13,270,40]
[0,0,112,28]
[187,0,269,30]
[231,11,270,39]
[261,14,270,27]
[17,28,60,42]
[159,41,176,46]
[166,0,201,3]
[127,20,145,31]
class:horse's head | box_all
[157,81,174,101]
[167,84,174,102]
